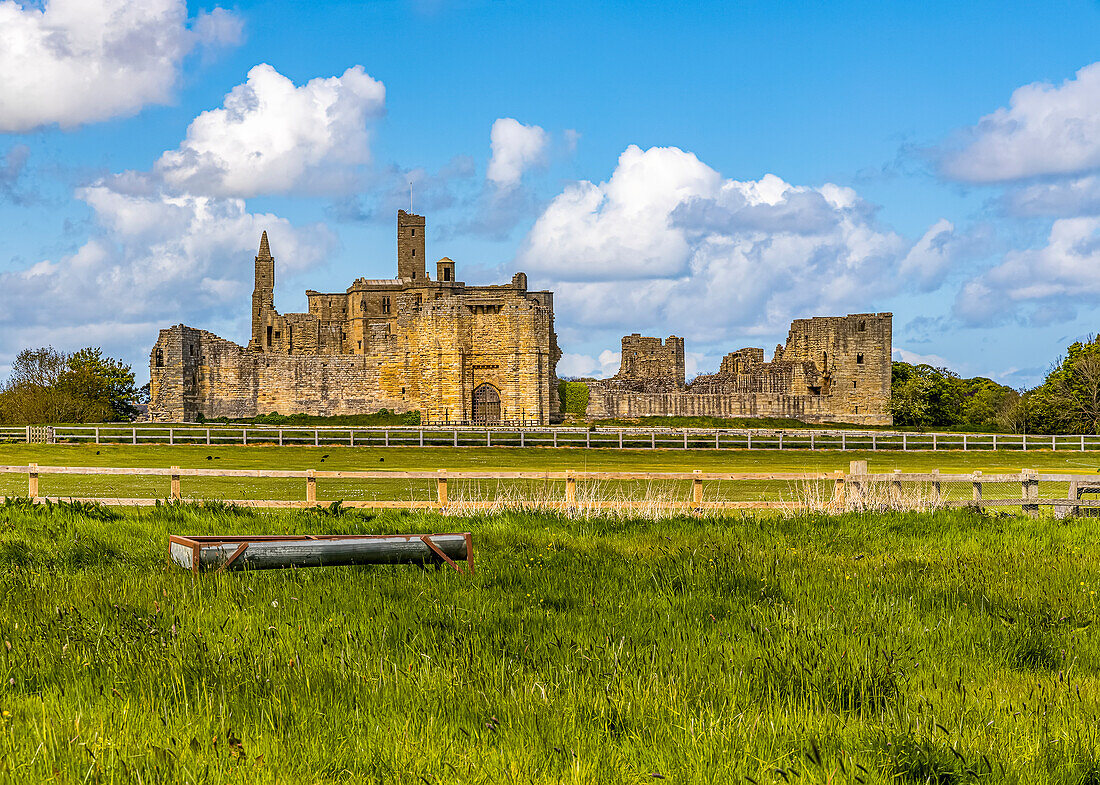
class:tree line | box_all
[0,347,142,425]
[891,335,1100,434]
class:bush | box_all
[557,380,589,416]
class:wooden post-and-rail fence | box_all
[7,424,1100,452]
[3,461,1100,517]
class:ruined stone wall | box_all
[614,334,685,391]
[584,388,838,422]
[582,313,892,425]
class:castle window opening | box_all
[382,297,390,314]
[852,381,857,388]
[856,353,864,364]
[266,326,272,346]
[411,248,416,257]
[358,340,362,349]
[274,331,280,339]
[443,266,451,281]
[188,345,193,357]
[858,320,866,332]
[411,228,415,236]
[155,349,163,368]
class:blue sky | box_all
[4,0,1100,387]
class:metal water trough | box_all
[169,533,473,574]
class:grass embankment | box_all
[1,444,1099,508]
[1,503,1100,782]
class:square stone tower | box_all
[397,210,426,280]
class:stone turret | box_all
[250,231,275,350]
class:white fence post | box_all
[95,427,100,445]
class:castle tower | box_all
[250,231,275,350]
[397,210,426,280]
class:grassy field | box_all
[1,443,1099,508]
[1,502,1100,782]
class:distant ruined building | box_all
[148,211,561,423]
[584,314,893,425]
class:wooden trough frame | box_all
[168,532,474,575]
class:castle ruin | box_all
[148,211,561,423]
[583,313,892,425]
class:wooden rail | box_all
[2,461,1099,517]
[3,424,1100,452]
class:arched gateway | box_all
[472,384,501,424]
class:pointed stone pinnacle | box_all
[257,230,271,259]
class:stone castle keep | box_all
[149,211,892,425]
[582,314,893,425]
[148,211,561,423]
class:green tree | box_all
[59,348,139,421]
[0,346,138,424]
[890,362,1016,430]
[1027,337,1100,434]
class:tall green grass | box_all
[1,503,1099,782]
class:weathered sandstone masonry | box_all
[583,313,892,425]
[149,211,560,423]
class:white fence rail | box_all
[0,424,1097,451]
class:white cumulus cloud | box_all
[486,118,548,189]
[0,0,240,132]
[940,62,1100,183]
[0,181,335,376]
[517,145,947,349]
[156,64,386,197]
[954,216,1100,326]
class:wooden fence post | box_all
[931,469,941,507]
[972,471,982,504]
[437,470,448,509]
[28,463,38,499]
[565,471,577,512]
[306,470,317,504]
[892,469,902,506]
[833,470,847,512]
[693,470,703,510]
[848,460,867,509]
[171,466,181,501]
[1021,468,1038,519]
